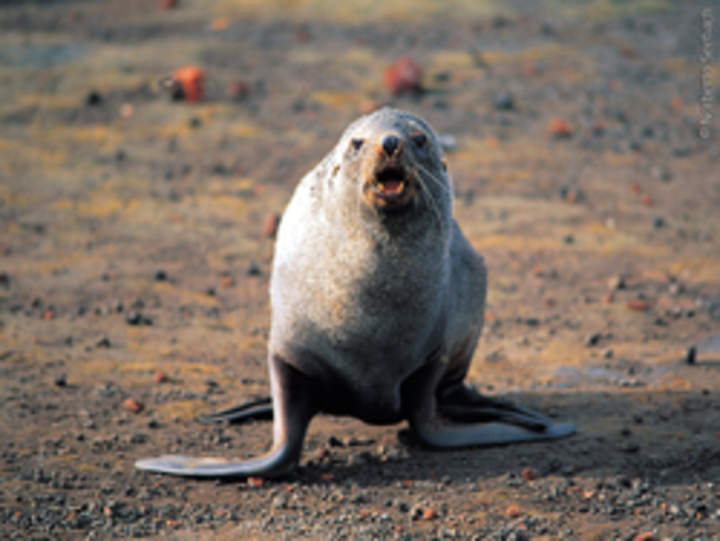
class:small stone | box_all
[246,261,261,276]
[123,397,144,413]
[634,532,656,541]
[153,370,169,383]
[229,80,249,101]
[650,165,672,182]
[608,275,626,290]
[126,312,152,326]
[247,476,264,487]
[85,90,103,106]
[521,467,537,481]
[505,504,522,518]
[421,507,438,520]
[383,57,423,95]
[96,337,111,348]
[154,269,168,281]
[171,66,204,102]
[263,213,281,238]
[493,93,514,111]
[54,375,67,387]
[652,216,665,229]
[547,118,572,138]
[684,346,696,365]
[585,333,602,347]
[627,298,649,311]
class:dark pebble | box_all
[205,287,216,296]
[563,234,575,244]
[586,333,602,347]
[85,90,103,106]
[672,146,692,157]
[96,336,111,348]
[653,217,665,229]
[684,346,696,365]
[650,165,673,181]
[493,93,514,111]
[115,149,127,162]
[189,116,202,128]
[246,261,261,276]
[126,312,152,326]
[54,375,67,387]
[154,269,168,281]
[0,271,10,289]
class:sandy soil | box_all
[1,1,719,539]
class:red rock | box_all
[172,66,204,102]
[263,213,281,238]
[220,276,235,288]
[153,370,168,383]
[162,0,178,8]
[505,504,522,518]
[383,57,423,95]
[422,507,438,519]
[294,28,312,42]
[642,194,654,206]
[43,310,54,320]
[521,467,537,481]
[547,118,572,138]
[247,476,264,487]
[633,533,655,541]
[123,397,144,413]
[229,80,249,101]
[627,298,649,311]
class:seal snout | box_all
[381,134,401,157]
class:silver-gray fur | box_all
[135,108,575,478]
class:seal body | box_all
[135,108,574,478]
[270,109,481,423]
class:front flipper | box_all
[404,363,575,448]
[135,355,316,478]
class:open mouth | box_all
[373,166,406,198]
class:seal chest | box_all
[135,108,575,478]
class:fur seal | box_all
[135,108,575,477]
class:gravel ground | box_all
[1,1,719,539]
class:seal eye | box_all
[351,138,364,151]
[411,132,427,147]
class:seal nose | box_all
[381,134,401,157]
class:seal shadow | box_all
[204,388,719,488]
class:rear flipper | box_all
[437,384,556,432]
[135,355,316,478]
[196,396,273,425]
[406,366,576,448]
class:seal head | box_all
[332,108,451,220]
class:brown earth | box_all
[1,1,719,539]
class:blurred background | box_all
[1,1,719,539]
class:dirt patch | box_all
[1,1,719,539]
